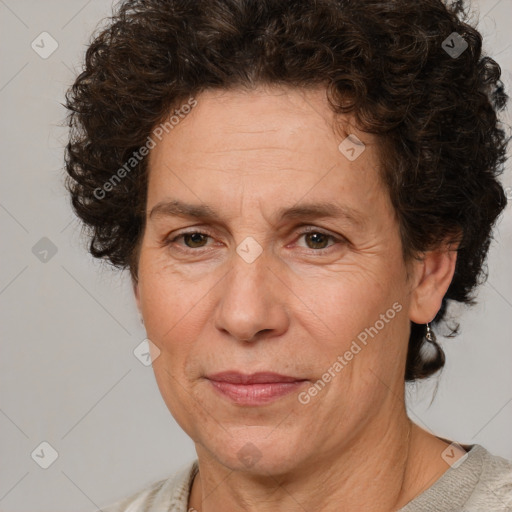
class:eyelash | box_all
[163,227,344,255]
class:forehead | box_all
[149,85,375,161]
[145,86,388,221]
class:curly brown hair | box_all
[63,0,509,381]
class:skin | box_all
[133,85,462,512]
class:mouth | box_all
[205,371,309,406]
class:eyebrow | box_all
[149,199,366,228]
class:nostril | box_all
[240,329,272,342]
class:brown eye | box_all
[296,229,340,252]
[303,232,332,250]
[181,232,209,248]
[164,227,344,255]
[163,230,214,251]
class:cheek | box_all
[137,259,221,393]
[300,262,400,334]
[137,266,211,430]
[137,254,211,340]
[301,263,409,383]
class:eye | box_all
[295,228,340,252]
[166,231,213,250]
[163,227,344,254]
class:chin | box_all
[206,428,307,475]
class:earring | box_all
[425,322,436,343]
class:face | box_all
[134,86,419,475]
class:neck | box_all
[188,410,449,512]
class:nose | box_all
[239,330,272,343]
[213,248,289,344]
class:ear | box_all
[409,246,458,324]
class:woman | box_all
[64,0,512,510]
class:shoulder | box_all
[464,445,512,511]
[101,459,198,512]
[399,444,512,512]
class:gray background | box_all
[0,0,511,510]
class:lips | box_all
[206,371,306,384]
[205,371,308,405]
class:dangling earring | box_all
[425,322,436,343]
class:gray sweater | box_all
[102,444,512,511]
